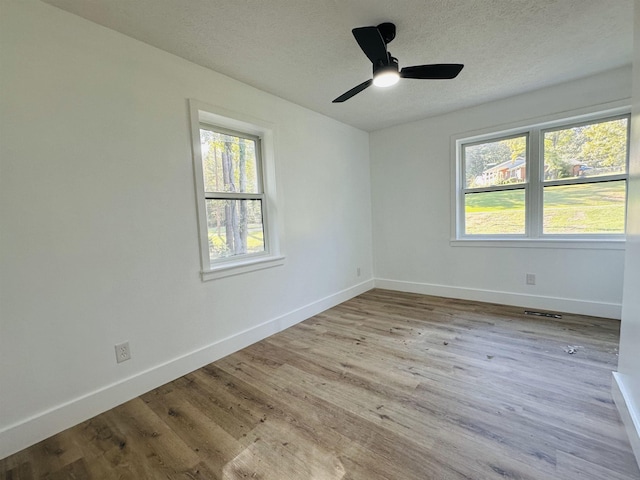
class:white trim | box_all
[188,100,211,272]
[450,238,625,250]
[374,278,622,319]
[612,372,640,468]
[201,255,285,281]
[0,280,375,460]
[528,127,542,237]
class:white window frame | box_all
[189,99,284,280]
[451,103,630,250]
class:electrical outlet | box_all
[115,341,131,363]
[526,273,536,285]
[357,267,361,277]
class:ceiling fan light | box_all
[373,71,400,87]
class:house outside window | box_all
[454,109,630,243]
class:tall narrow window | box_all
[199,126,265,260]
[189,100,283,280]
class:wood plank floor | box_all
[2,289,639,479]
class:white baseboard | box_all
[612,372,640,468]
[0,279,375,460]
[374,278,622,319]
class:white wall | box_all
[613,0,640,465]
[370,67,632,319]
[0,0,373,458]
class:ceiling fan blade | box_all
[352,26,388,63]
[332,79,373,103]
[400,64,464,79]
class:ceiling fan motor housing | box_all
[374,55,399,76]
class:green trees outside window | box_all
[200,128,266,260]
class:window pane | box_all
[205,199,265,260]
[463,136,527,188]
[200,129,259,194]
[464,189,525,235]
[543,181,626,234]
[543,118,628,180]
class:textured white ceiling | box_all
[42,0,633,131]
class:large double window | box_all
[455,110,629,242]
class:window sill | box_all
[450,238,625,250]
[201,255,285,281]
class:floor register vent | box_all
[524,310,563,319]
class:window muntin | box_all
[199,125,267,262]
[457,112,629,241]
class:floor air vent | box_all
[524,310,562,319]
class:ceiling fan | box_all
[333,22,464,103]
